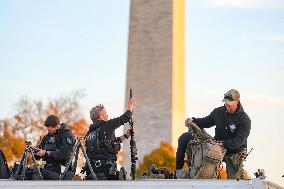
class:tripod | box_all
[13,141,43,180]
[59,137,97,180]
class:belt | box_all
[45,163,61,167]
[93,160,116,168]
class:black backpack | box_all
[0,149,10,179]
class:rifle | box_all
[243,147,253,160]
[129,89,138,180]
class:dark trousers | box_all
[176,131,194,170]
[86,161,119,180]
[223,149,246,179]
[28,165,73,180]
[41,166,61,180]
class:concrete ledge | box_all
[0,179,283,189]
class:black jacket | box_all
[192,103,251,154]
[36,124,75,165]
[86,110,132,161]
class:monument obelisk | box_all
[124,0,185,170]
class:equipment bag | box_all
[189,140,226,179]
[0,150,10,179]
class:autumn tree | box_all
[136,142,176,176]
[10,90,88,141]
[71,119,88,137]
[0,119,26,164]
[0,90,89,166]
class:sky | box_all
[0,0,284,185]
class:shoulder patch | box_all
[66,137,73,145]
[49,136,55,143]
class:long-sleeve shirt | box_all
[192,103,251,154]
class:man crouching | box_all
[33,115,75,180]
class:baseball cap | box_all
[222,89,240,105]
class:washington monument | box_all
[124,0,185,169]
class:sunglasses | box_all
[224,94,235,101]
[96,104,104,108]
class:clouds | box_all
[187,86,284,111]
[244,95,284,108]
[255,34,284,42]
[263,67,284,77]
[204,0,284,10]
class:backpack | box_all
[0,150,10,179]
[186,122,226,179]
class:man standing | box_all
[185,89,251,179]
[85,97,136,180]
[34,115,75,180]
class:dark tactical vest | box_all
[85,126,121,161]
[43,135,58,151]
[42,134,60,163]
[41,126,73,165]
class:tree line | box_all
[0,91,88,164]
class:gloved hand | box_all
[126,128,133,138]
[185,117,193,126]
[128,98,136,112]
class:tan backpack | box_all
[186,122,226,179]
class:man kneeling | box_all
[32,115,75,180]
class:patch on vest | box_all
[66,137,73,145]
[49,137,55,143]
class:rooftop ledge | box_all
[0,178,283,189]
